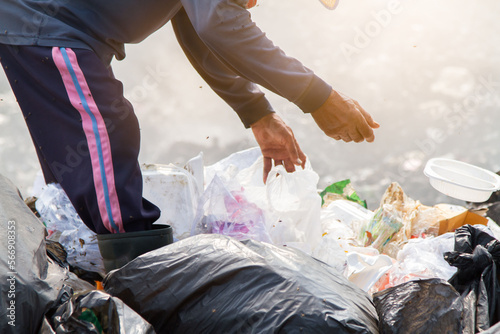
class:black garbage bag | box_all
[43,290,155,334]
[0,174,71,333]
[373,278,463,334]
[444,224,500,333]
[104,234,379,333]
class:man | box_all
[0,0,379,271]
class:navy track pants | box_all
[0,44,160,234]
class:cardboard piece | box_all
[438,209,488,235]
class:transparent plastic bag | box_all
[36,183,105,275]
[192,175,272,243]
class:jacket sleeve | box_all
[178,0,332,122]
[172,6,274,128]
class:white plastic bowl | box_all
[424,158,500,202]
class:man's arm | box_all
[172,5,306,182]
[172,7,274,128]
[179,0,332,114]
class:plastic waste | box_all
[266,164,322,252]
[142,159,202,241]
[360,204,403,252]
[44,290,155,334]
[312,235,348,275]
[320,199,374,241]
[346,251,394,292]
[199,147,323,254]
[192,174,272,243]
[445,224,500,333]
[372,233,457,293]
[0,174,94,334]
[36,183,105,275]
[104,234,379,333]
[373,278,463,334]
[320,179,367,208]
[365,182,426,257]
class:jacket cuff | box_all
[235,97,275,128]
[294,75,332,113]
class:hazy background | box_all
[1,0,499,209]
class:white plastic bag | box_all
[265,164,322,252]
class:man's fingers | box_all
[352,129,364,143]
[297,146,307,169]
[263,157,272,184]
[284,159,296,173]
[285,133,301,166]
[356,102,380,129]
[341,134,353,142]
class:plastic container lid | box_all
[424,158,500,202]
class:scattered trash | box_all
[5,150,500,333]
[104,234,379,334]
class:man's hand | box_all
[251,113,306,183]
[311,90,380,142]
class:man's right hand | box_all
[311,90,380,143]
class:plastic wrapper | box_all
[36,183,105,275]
[360,204,403,252]
[320,179,367,208]
[192,175,272,243]
[104,234,379,333]
[445,224,500,333]
[373,278,463,334]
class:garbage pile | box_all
[2,147,500,333]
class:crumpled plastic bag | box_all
[445,224,500,333]
[372,233,457,293]
[36,183,105,275]
[373,278,463,334]
[192,174,272,243]
[43,290,155,334]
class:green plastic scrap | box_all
[78,308,103,334]
[320,179,367,208]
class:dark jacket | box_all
[0,0,331,127]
